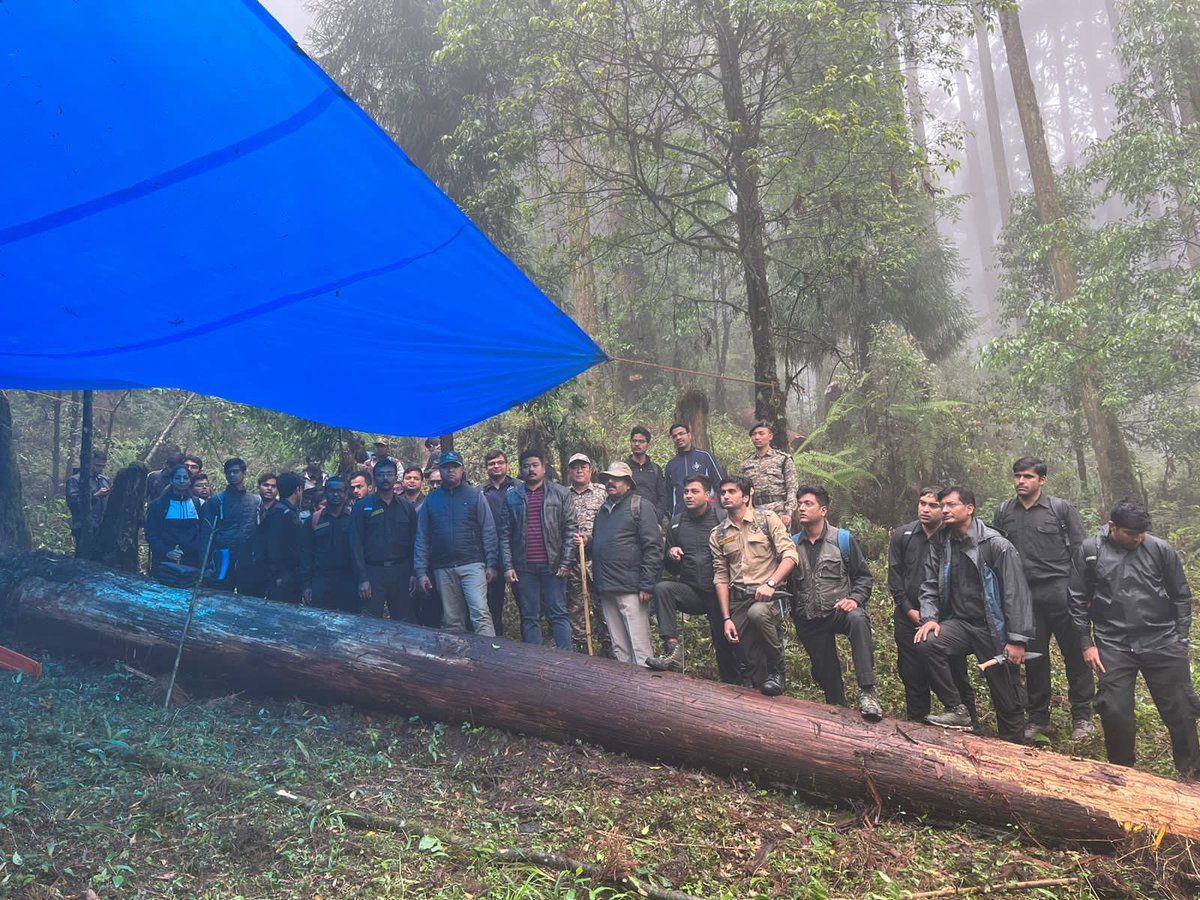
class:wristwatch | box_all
[766,579,777,589]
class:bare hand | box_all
[574,533,586,546]
[907,609,921,625]
[668,546,685,561]
[1083,646,1106,674]
[1004,643,1026,665]
[358,580,372,601]
[506,568,519,584]
[723,619,739,644]
[914,620,940,642]
[754,583,776,603]
[780,514,792,528]
[554,566,569,579]
[485,567,498,584]
[833,597,858,613]
[301,589,312,607]
[639,590,652,604]
[418,576,433,593]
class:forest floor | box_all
[2,644,1199,900]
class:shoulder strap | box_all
[754,510,777,558]
[630,493,642,523]
[1048,496,1073,548]
[669,512,682,530]
[837,527,851,565]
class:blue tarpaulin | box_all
[0,1,606,435]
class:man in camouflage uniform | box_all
[738,421,799,529]
[565,453,610,651]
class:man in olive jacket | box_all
[591,462,663,666]
[499,449,578,650]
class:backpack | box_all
[790,526,852,565]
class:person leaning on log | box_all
[791,484,883,722]
[644,474,742,684]
[711,475,798,696]
[498,449,578,650]
[737,420,798,528]
[590,462,663,667]
[1068,499,1200,778]
[200,458,262,594]
[250,471,304,605]
[301,475,358,613]
[888,487,978,728]
[144,463,203,573]
[915,485,1033,743]
[350,457,419,622]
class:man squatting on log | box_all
[113,434,1200,775]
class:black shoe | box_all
[645,641,683,672]
[761,672,785,696]
[858,689,883,722]
[926,704,972,728]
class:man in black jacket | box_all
[201,458,262,594]
[626,426,668,520]
[888,487,977,725]
[994,456,1093,741]
[350,457,418,621]
[1069,500,1199,777]
[301,476,357,613]
[256,471,303,604]
[646,475,739,683]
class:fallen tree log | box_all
[2,553,1199,844]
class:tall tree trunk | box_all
[565,138,601,402]
[673,389,711,451]
[713,8,787,442]
[51,391,62,498]
[66,390,80,487]
[104,390,131,452]
[0,391,33,551]
[975,5,1014,226]
[1051,25,1076,164]
[75,390,94,560]
[957,68,1001,322]
[1000,7,1141,508]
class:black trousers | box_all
[364,563,417,622]
[1026,578,1095,725]
[894,611,977,722]
[487,576,509,637]
[310,572,360,614]
[264,572,301,605]
[1095,642,1200,777]
[918,619,1026,744]
[651,581,741,684]
[792,606,876,706]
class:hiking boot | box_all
[761,671,785,697]
[858,689,883,722]
[1024,721,1055,741]
[1070,718,1096,741]
[645,641,683,673]
[926,704,973,728]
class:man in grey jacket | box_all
[591,462,663,666]
[1069,500,1199,777]
[414,451,499,636]
[499,449,578,650]
[916,485,1034,743]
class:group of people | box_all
[67,425,1199,779]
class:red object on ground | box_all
[0,644,42,677]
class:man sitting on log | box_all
[1069,499,1200,778]
[350,458,418,622]
[916,485,1033,743]
[645,474,741,683]
[888,487,978,727]
[711,475,798,696]
[791,484,882,721]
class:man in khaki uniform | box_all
[712,475,799,695]
[738,420,799,528]
[565,453,609,650]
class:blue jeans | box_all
[514,563,571,650]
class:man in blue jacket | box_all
[664,423,724,517]
[414,451,499,635]
[916,485,1033,743]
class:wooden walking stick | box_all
[578,540,595,656]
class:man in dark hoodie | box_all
[201,458,262,594]
[916,485,1033,743]
[301,475,357,613]
[256,471,304,604]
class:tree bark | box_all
[999,7,1141,508]
[51,391,62,499]
[3,554,1200,845]
[673,389,711,451]
[75,390,94,560]
[956,68,1000,322]
[92,463,148,573]
[712,6,787,440]
[975,5,1013,226]
[0,394,32,552]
